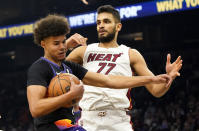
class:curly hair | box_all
[97,5,121,23]
[33,14,70,46]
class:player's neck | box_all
[44,55,61,66]
[99,41,119,48]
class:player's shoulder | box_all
[119,45,139,53]
[126,46,140,53]
[76,43,98,53]
[63,60,79,68]
[119,44,131,50]
[120,44,128,47]
[130,48,140,53]
[28,57,50,72]
[87,43,98,47]
[30,57,48,66]
[128,48,144,60]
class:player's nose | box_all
[60,43,65,49]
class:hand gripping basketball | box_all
[47,73,84,107]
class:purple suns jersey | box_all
[80,43,133,111]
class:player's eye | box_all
[104,19,110,23]
[54,42,59,45]
[97,21,101,25]
[62,39,66,43]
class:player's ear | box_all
[41,40,45,48]
[116,23,122,32]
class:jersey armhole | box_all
[128,48,136,76]
[82,46,88,66]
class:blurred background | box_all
[0,0,199,131]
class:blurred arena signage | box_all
[0,23,34,40]
[69,0,199,28]
[0,0,199,39]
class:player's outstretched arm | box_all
[82,71,170,89]
[129,49,182,97]
[66,46,171,90]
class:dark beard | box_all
[98,32,115,43]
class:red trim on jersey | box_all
[127,89,133,110]
[126,106,134,130]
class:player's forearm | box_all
[83,71,169,89]
[84,72,158,89]
[146,81,173,98]
[30,92,75,118]
[107,75,160,89]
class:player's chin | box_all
[57,54,66,60]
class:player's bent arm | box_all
[66,46,87,65]
[27,85,79,118]
[129,49,171,97]
[82,71,168,89]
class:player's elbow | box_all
[30,106,42,118]
[153,94,162,98]
[147,86,164,98]
[151,91,164,98]
[30,108,38,118]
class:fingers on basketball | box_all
[47,73,80,97]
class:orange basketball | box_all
[48,73,80,97]
[47,73,81,107]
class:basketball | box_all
[48,73,80,97]
[47,73,81,107]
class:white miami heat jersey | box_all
[80,43,133,111]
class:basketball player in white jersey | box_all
[65,5,182,131]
